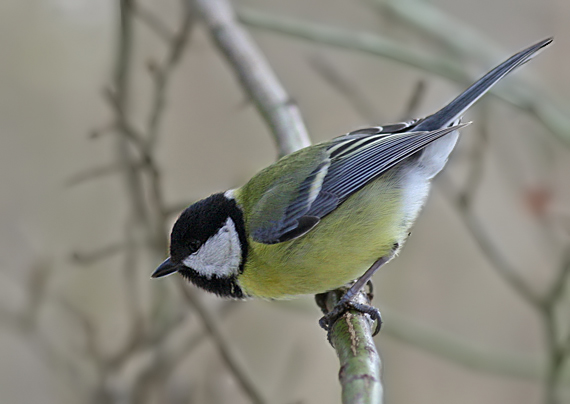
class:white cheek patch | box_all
[182,217,242,279]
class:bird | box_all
[152,38,552,334]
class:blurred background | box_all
[1,0,569,403]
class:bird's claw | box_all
[319,299,382,336]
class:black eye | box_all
[188,239,201,251]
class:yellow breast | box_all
[238,172,412,298]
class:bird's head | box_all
[151,191,247,298]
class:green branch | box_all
[317,288,383,404]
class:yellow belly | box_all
[238,173,411,298]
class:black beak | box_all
[151,258,179,278]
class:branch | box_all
[191,0,311,156]
[131,2,174,42]
[376,0,570,146]
[65,161,143,187]
[438,175,544,307]
[238,7,467,83]
[71,242,126,265]
[178,284,268,404]
[308,53,382,123]
[380,307,551,380]
[146,1,194,151]
[316,287,383,404]
[129,302,240,402]
[237,7,570,146]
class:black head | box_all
[152,192,248,298]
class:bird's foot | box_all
[318,298,382,336]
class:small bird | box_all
[152,38,552,333]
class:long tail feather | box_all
[414,38,553,131]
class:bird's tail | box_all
[414,38,553,132]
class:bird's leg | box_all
[318,252,394,336]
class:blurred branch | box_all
[385,306,570,383]
[113,0,151,228]
[130,301,241,403]
[456,105,489,210]
[178,284,268,404]
[66,161,143,187]
[71,242,127,265]
[238,7,467,82]
[400,80,426,120]
[0,262,89,394]
[371,0,510,62]
[67,1,194,401]
[192,0,311,156]
[308,53,382,123]
[543,246,570,304]
[540,245,570,404]
[438,174,544,306]
[237,7,569,146]
[131,2,174,42]
[372,0,570,146]
[439,126,570,403]
[58,298,104,363]
[108,6,154,394]
[316,287,383,404]
[146,1,194,151]
[308,51,426,124]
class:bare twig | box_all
[438,105,569,402]
[400,80,426,120]
[543,246,570,304]
[237,7,570,146]
[192,0,311,156]
[71,242,127,265]
[539,245,570,404]
[131,2,174,42]
[107,5,152,384]
[438,176,543,306]
[146,1,194,151]
[238,7,468,82]
[70,1,214,401]
[178,284,268,404]
[375,0,570,146]
[0,263,89,395]
[129,302,241,403]
[66,161,143,187]
[308,53,381,123]
[455,104,489,210]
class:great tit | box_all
[152,38,552,332]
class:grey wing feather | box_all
[307,125,465,213]
[252,38,553,244]
[253,124,466,244]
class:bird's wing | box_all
[249,38,553,244]
[251,123,466,244]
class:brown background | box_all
[0,0,569,403]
